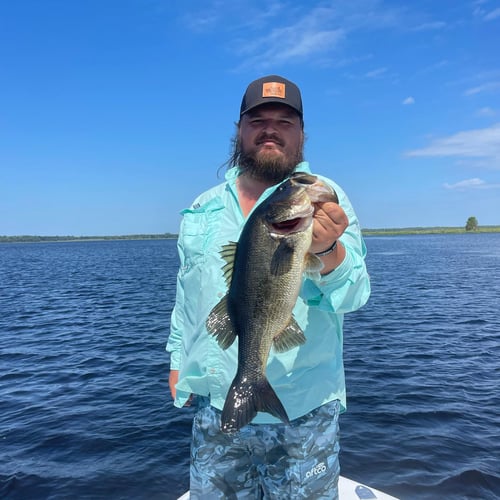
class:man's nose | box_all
[262,120,279,133]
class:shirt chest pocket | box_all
[180,197,225,269]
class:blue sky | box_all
[1,0,499,235]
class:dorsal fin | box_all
[220,242,238,287]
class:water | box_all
[340,234,500,499]
[0,235,499,499]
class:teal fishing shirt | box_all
[166,162,370,423]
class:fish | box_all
[206,172,338,433]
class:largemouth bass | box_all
[206,172,338,433]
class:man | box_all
[167,75,370,499]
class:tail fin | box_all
[220,376,289,433]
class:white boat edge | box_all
[177,475,399,499]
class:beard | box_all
[231,134,304,184]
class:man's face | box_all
[237,103,304,183]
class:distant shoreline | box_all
[362,225,500,236]
[1,227,500,243]
[0,234,178,243]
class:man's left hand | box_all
[310,201,348,255]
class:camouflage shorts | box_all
[189,398,340,500]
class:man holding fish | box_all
[167,75,370,499]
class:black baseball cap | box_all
[240,75,303,118]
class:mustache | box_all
[256,132,284,146]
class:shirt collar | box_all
[225,162,313,219]
[225,161,311,182]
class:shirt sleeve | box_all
[165,191,226,370]
[166,229,186,370]
[300,180,371,314]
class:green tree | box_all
[465,216,478,231]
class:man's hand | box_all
[311,201,348,253]
[168,370,193,406]
[311,201,348,274]
[168,370,179,400]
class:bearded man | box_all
[167,75,370,499]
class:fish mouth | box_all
[271,217,304,233]
[268,205,314,235]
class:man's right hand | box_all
[168,370,193,406]
[168,370,179,399]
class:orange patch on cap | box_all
[262,82,286,99]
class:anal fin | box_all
[206,295,237,349]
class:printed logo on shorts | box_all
[305,461,327,479]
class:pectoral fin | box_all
[270,239,295,276]
[272,316,306,353]
[303,252,324,278]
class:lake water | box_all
[1,235,499,499]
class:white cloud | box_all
[406,123,500,169]
[402,96,415,105]
[416,60,449,76]
[477,107,496,117]
[443,178,500,190]
[234,25,345,70]
[365,67,387,78]
[484,7,500,21]
[412,21,446,31]
[230,5,347,70]
[464,81,500,96]
[444,178,485,190]
[183,0,407,70]
[474,4,500,21]
[183,0,287,33]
